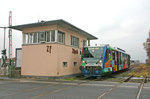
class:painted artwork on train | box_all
[80,45,130,77]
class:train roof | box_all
[107,46,130,55]
[83,45,130,56]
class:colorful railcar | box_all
[80,45,130,77]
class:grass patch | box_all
[63,77,79,81]
[128,64,150,77]
[0,75,8,77]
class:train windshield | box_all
[82,47,104,59]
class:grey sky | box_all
[0,0,150,63]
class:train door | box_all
[116,51,119,71]
[127,55,130,68]
[112,51,115,72]
[124,54,127,69]
[121,53,123,69]
[123,54,125,69]
[104,49,110,68]
[114,51,118,71]
[120,53,122,70]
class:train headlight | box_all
[99,60,102,64]
[82,60,86,64]
[97,60,102,66]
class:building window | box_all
[23,33,29,44]
[46,30,55,42]
[29,33,34,44]
[57,31,65,44]
[46,31,50,42]
[33,32,38,43]
[63,62,68,67]
[38,32,46,43]
[83,40,87,47]
[51,30,55,42]
[71,35,79,47]
[23,30,63,44]
[74,62,77,66]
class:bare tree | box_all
[143,30,150,64]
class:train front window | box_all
[83,47,104,59]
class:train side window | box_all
[112,51,115,60]
[105,49,109,62]
[114,51,117,65]
[120,53,122,65]
[115,52,117,61]
[117,52,120,65]
[127,55,130,66]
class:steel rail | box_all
[135,77,147,99]
[97,75,133,99]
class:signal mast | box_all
[9,11,13,61]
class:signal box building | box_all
[10,19,97,78]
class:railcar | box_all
[79,45,130,77]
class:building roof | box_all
[9,19,98,40]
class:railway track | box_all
[123,75,133,82]
[97,75,133,99]
[135,77,147,99]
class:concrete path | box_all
[0,79,150,99]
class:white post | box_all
[49,31,51,42]
[55,30,58,42]
[37,32,38,43]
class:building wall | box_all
[21,25,87,77]
[57,44,81,76]
[21,44,58,76]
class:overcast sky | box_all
[0,0,150,63]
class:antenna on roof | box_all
[117,47,126,52]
